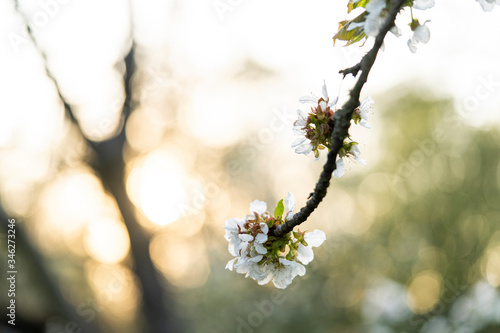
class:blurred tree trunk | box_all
[80,45,181,333]
[12,1,182,326]
[0,208,101,333]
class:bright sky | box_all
[0,0,498,212]
[1,0,499,308]
[1,0,499,149]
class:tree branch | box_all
[13,2,180,332]
[273,0,406,237]
[339,63,361,78]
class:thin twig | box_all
[273,0,406,237]
[339,63,362,78]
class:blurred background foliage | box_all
[2,85,500,332]
[1,1,500,333]
[190,91,500,333]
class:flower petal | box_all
[319,100,327,112]
[254,242,268,254]
[271,259,306,289]
[297,109,308,119]
[255,232,268,244]
[407,39,418,53]
[390,24,402,37]
[291,137,306,148]
[321,80,329,100]
[476,0,497,11]
[223,218,244,231]
[333,158,345,178]
[257,269,273,285]
[250,200,267,215]
[284,192,296,212]
[239,234,254,242]
[346,22,365,31]
[328,96,339,108]
[259,222,269,235]
[413,0,435,10]
[359,96,374,111]
[297,243,315,265]
[295,143,313,155]
[225,257,238,270]
[227,242,240,256]
[299,95,318,104]
[360,119,371,129]
[304,229,326,247]
[413,23,430,44]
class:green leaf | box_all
[274,199,284,218]
[333,11,368,46]
[272,238,287,250]
[348,0,371,13]
[403,0,414,7]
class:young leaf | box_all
[403,0,414,7]
[274,199,284,218]
[348,0,371,13]
[333,11,368,46]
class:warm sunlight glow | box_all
[181,82,252,148]
[150,231,210,288]
[407,270,443,314]
[127,149,187,225]
[85,217,130,264]
[40,169,105,236]
[85,262,140,321]
[485,246,500,287]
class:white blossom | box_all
[350,144,367,165]
[299,80,338,108]
[333,144,366,178]
[223,218,245,256]
[333,158,345,178]
[284,192,296,220]
[413,0,435,10]
[293,81,338,159]
[255,222,268,243]
[408,21,431,53]
[238,233,254,242]
[254,242,267,254]
[292,136,313,156]
[355,96,375,129]
[265,259,307,289]
[224,194,326,289]
[297,230,327,265]
[254,222,268,254]
[225,257,238,270]
[249,200,267,215]
[475,0,500,11]
[364,0,387,37]
[234,255,265,281]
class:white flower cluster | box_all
[224,193,326,289]
[348,0,434,53]
[292,81,372,178]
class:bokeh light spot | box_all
[127,150,187,226]
[85,217,130,264]
[407,270,443,314]
[485,246,500,287]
